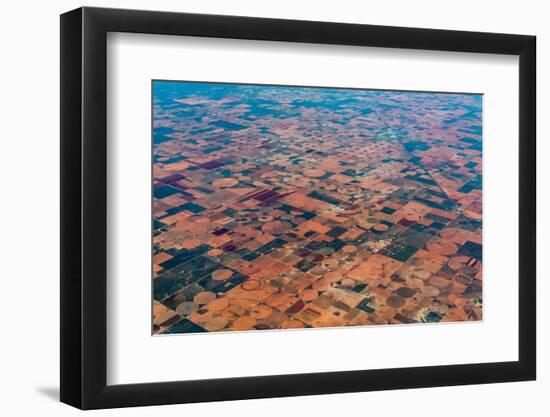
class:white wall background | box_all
[0,0,546,415]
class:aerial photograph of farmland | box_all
[151,80,483,335]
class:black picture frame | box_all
[60,6,536,410]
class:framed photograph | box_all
[60,6,536,410]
